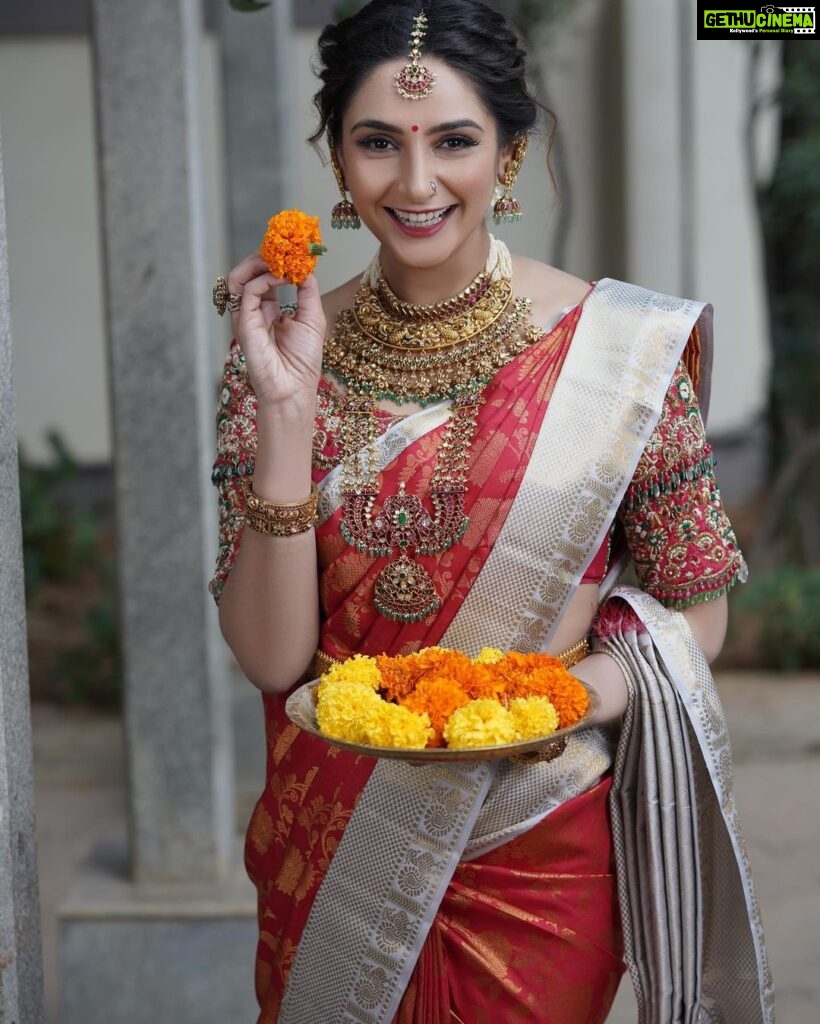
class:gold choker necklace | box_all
[323,266,540,406]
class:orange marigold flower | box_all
[399,676,471,743]
[462,663,506,701]
[490,652,590,727]
[543,675,590,728]
[259,209,327,285]
[377,647,472,702]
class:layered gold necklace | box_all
[322,238,541,623]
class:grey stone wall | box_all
[0,118,45,1024]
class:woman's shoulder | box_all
[510,256,590,334]
[321,273,363,337]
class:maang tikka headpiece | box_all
[395,10,437,101]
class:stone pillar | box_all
[90,0,232,884]
[219,0,294,265]
[58,5,258,1021]
[621,0,689,296]
[0,118,46,1024]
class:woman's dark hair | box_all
[308,0,556,154]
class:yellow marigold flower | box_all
[316,655,381,699]
[359,702,433,750]
[509,697,559,740]
[259,209,327,285]
[474,647,505,664]
[316,682,381,744]
[443,699,517,749]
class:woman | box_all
[210,2,773,1022]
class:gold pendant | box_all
[373,554,440,623]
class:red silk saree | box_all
[240,303,623,1022]
[212,278,763,1023]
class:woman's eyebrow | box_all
[350,118,484,134]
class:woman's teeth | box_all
[392,207,450,227]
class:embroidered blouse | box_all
[210,341,746,611]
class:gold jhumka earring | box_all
[394,10,437,100]
[493,135,528,224]
[328,135,361,230]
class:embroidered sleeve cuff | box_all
[620,360,748,610]
[621,467,748,609]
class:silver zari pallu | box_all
[278,279,772,1024]
[599,588,775,1024]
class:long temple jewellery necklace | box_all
[321,237,542,623]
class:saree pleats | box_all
[394,776,624,1024]
[599,589,775,1024]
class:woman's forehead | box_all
[342,59,492,132]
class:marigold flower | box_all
[377,647,471,702]
[542,676,590,728]
[259,209,327,285]
[316,654,381,699]
[509,697,559,740]
[443,699,517,749]
[399,676,471,745]
[358,701,434,749]
[462,662,507,701]
[474,647,505,664]
[316,681,383,745]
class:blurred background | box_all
[0,0,818,1021]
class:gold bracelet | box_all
[244,482,318,537]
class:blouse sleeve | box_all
[618,360,748,609]
[209,339,258,603]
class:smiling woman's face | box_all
[337,59,512,274]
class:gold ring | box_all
[212,276,242,317]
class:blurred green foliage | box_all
[757,42,820,566]
[19,431,97,600]
[733,567,820,670]
[229,0,271,12]
[19,433,120,707]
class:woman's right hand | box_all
[227,254,327,410]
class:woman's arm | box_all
[212,258,326,694]
[217,404,320,693]
[682,593,728,663]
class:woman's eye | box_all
[357,136,395,151]
[439,136,479,150]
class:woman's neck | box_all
[378,229,492,305]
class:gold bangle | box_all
[244,482,318,537]
[557,637,590,669]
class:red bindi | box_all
[411,125,420,133]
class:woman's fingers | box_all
[259,297,282,332]
[292,275,327,338]
[226,253,269,292]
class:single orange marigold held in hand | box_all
[259,209,327,285]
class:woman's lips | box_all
[387,205,455,237]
